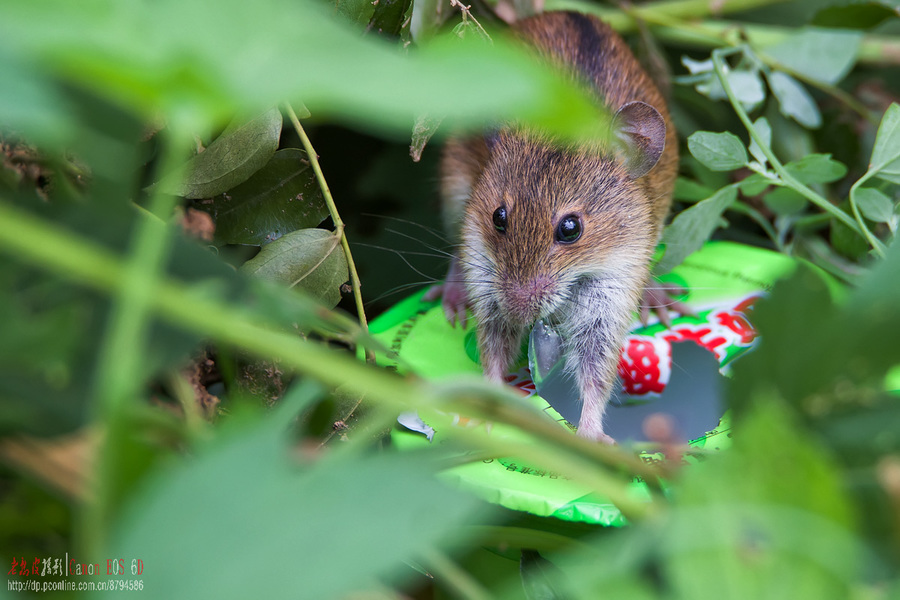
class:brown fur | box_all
[437,11,678,442]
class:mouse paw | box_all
[640,282,694,328]
[424,278,469,328]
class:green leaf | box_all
[694,68,765,111]
[869,103,900,184]
[335,0,377,26]
[831,209,871,260]
[739,173,771,197]
[240,228,349,308]
[765,28,862,85]
[722,70,765,110]
[367,0,413,37]
[409,0,445,41]
[811,2,899,30]
[784,154,847,185]
[0,0,605,144]
[674,177,716,202]
[657,185,738,273]
[686,131,748,171]
[0,45,74,146]
[667,403,858,600]
[169,108,282,199]
[200,149,328,246]
[854,187,895,223]
[521,550,567,600]
[410,114,443,162]
[748,117,771,166]
[111,422,487,600]
[768,71,822,129]
[763,187,807,216]
[681,56,713,75]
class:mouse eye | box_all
[492,206,507,233]
[555,215,582,244]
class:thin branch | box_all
[710,47,873,247]
[283,103,374,361]
[449,0,492,41]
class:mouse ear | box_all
[611,101,666,179]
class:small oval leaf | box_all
[870,103,900,184]
[174,108,283,199]
[199,148,328,246]
[687,131,748,172]
[784,154,848,185]
[739,173,772,197]
[520,550,566,600]
[241,228,349,308]
[769,71,822,129]
[855,187,895,223]
[765,28,861,85]
[748,117,771,166]
[763,187,807,216]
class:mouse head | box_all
[461,102,667,326]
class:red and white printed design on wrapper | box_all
[504,370,537,398]
[616,294,762,396]
[618,335,672,396]
[515,294,763,399]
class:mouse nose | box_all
[506,276,556,324]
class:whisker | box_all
[361,213,452,245]
[351,242,442,283]
[384,227,456,260]
[365,280,438,306]
[354,242,447,260]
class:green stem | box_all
[711,48,871,244]
[549,0,793,33]
[83,131,189,557]
[559,0,879,119]
[284,103,372,357]
[643,20,900,67]
[849,173,889,259]
[421,548,491,600]
[0,199,660,521]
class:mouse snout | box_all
[505,275,557,324]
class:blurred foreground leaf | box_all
[811,2,899,30]
[0,0,605,143]
[110,418,490,599]
[663,403,859,599]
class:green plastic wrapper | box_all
[370,242,815,526]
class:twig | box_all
[849,174,889,259]
[710,47,874,248]
[283,103,374,361]
[449,0,491,41]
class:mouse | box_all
[425,10,678,443]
